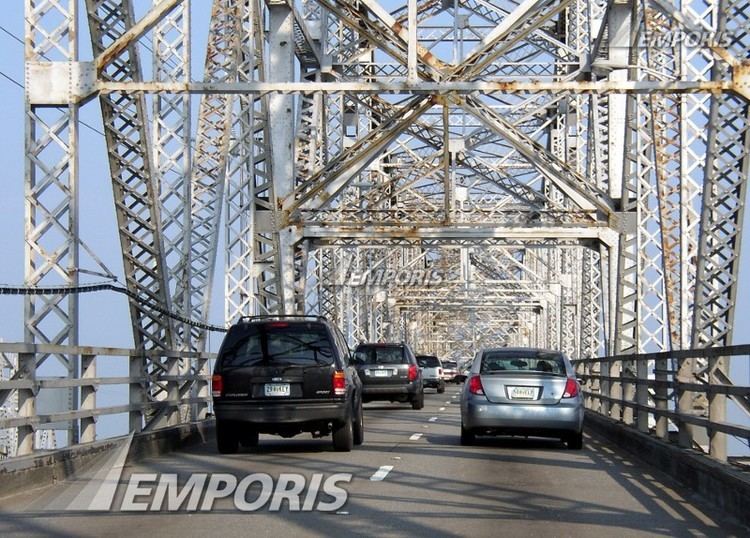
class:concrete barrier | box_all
[585,411,750,529]
[0,419,215,499]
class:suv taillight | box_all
[408,364,418,382]
[563,378,579,398]
[333,370,346,396]
[468,375,484,395]
[438,368,443,376]
[211,374,223,398]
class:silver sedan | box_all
[460,347,584,449]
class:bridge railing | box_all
[573,345,750,463]
[0,342,215,459]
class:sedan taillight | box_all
[211,374,223,398]
[468,375,484,395]
[408,364,418,382]
[562,378,580,398]
[333,370,347,396]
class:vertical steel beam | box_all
[24,0,80,449]
[153,0,192,423]
[15,353,35,456]
[80,354,96,443]
[269,1,297,315]
[407,0,418,83]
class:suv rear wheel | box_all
[216,420,239,454]
[332,417,354,451]
[240,429,259,448]
[352,399,364,446]
[437,381,445,394]
[411,390,425,410]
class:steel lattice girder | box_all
[85,0,176,431]
[23,0,80,453]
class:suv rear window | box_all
[417,356,440,368]
[443,361,457,369]
[219,323,335,368]
[480,352,565,375]
[356,346,407,365]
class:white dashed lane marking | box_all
[409,433,423,441]
[439,407,446,411]
[428,417,438,422]
[369,466,394,481]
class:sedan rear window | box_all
[219,323,334,368]
[480,352,566,375]
[417,356,440,368]
[356,346,407,365]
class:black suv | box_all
[352,343,424,409]
[211,316,364,453]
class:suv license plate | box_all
[264,383,290,397]
[372,369,391,377]
[509,386,536,400]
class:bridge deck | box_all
[0,386,744,537]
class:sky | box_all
[0,1,748,451]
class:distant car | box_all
[441,360,459,383]
[416,355,446,393]
[352,343,425,409]
[460,347,584,449]
[212,316,364,453]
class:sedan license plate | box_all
[264,383,290,397]
[508,386,537,400]
[371,369,391,377]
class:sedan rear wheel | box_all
[565,431,583,450]
[460,423,475,446]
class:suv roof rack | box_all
[237,315,329,323]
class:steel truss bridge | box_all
[4,0,749,468]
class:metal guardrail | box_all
[0,342,216,458]
[572,345,750,462]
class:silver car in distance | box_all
[460,347,584,449]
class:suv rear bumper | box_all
[362,381,421,397]
[214,399,349,425]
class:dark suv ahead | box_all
[211,316,363,453]
[352,343,424,409]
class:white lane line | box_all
[452,395,458,399]
[370,465,394,481]
[445,400,451,404]
[439,407,446,411]
[428,416,438,422]
[409,433,423,441]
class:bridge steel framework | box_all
[14,0,749,461]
